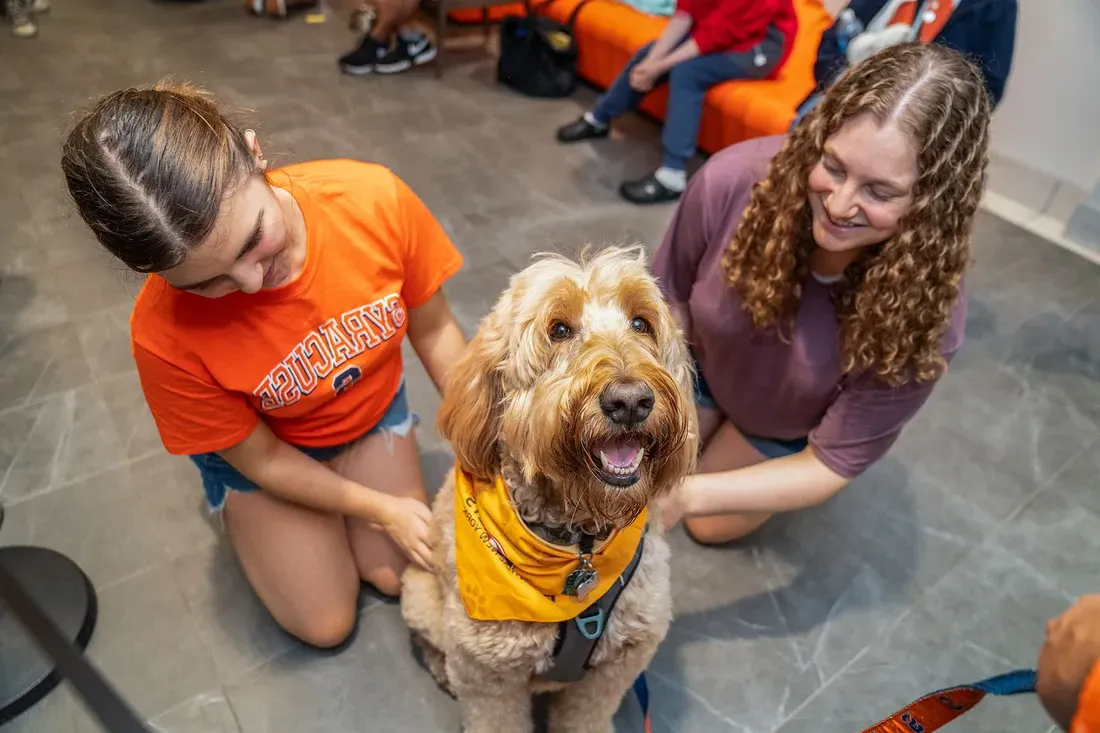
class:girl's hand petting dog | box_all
[377,496,435,571]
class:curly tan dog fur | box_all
[401,246,698,733]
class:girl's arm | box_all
[220,422,433,568]
[647,37,701,75]
[646,12,694,64]
[681,447,849,516]
[680,336,962,517]
[406,290,467,394]
[221,424,401,520]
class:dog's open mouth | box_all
[591,436,645,487]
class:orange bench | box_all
[453,0,832,152]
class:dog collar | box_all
[525,521,614,548]
[452,461,647,624]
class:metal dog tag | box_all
[574,571,599,602]
[563,558,599,601]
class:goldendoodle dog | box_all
[401,246,698,733]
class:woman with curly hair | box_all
[653,42,990,543]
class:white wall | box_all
[981,0,1100,259]
[990,0,1100,192]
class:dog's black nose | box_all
[599,380,655,427]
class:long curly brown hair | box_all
[722,42,991,386]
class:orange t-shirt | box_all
[1074,660,1100,733]
[130,160,464,456]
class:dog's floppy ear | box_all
[437,311,508,479]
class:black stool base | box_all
[0,546,97,726]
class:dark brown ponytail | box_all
[61,82,259,273]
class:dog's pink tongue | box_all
[599,437,641,468]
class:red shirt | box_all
[676,0,797,67]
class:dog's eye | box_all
[549,321,574,342]
[630,316,651,334]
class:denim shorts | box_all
[190,378,418,512]
[691,354,808,460]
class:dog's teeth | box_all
[599,448,645,476]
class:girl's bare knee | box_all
[684,513,771,545]
[282,604,357,649]
[363,562,405,598]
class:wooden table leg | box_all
[435,0,446,77]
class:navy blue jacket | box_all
[812,0,1018,108]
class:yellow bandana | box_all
[453,462,647,623]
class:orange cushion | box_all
[543,0,832,152]
[448,4,524,23]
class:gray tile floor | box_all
[1,1,1098,732]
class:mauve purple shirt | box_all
[652,136,966,478]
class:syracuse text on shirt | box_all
[252,293,406,410]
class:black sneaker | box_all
[339,36,382,75]
[556,116,610,143]
[372,39,415,74]
[619,172,682,205]
[400,31,437,66]
[339,36,414,75]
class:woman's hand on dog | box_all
[377,496,435,571]
[656,478,690,532]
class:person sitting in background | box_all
[793,0,1017,126]
[339,0,436,76]
[555,0,797,205]
[1038,595,1100,732]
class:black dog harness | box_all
[538,534,647,684]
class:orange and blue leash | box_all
[860,668,1037,732]
[633,668,1036,733]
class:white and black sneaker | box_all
[372,40,416,74]
[399,30,437,66]
[6,0,36,37]
[339,35,417,75]
[340,36,383,75]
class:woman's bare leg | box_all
[369,0,420,42]
[683,419,773,545]
[224,491,361,648]
[695,405,724,447]
[328,426,430,597]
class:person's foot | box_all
[556,113,609,143]
[399,30,436,66]
[371,39,416,74]
[619,168,686,205]
[7,1,36,37]
[29,0,48,13]
[339,36,415,75]
[339,35,381,75]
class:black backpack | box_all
[496,0,594,98]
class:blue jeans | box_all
[591,27,786,171]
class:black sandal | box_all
[619,172,682,205]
